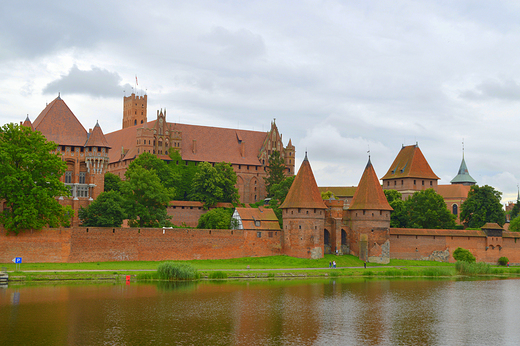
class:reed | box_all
[157,262,200,280]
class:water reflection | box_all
[1,278,520,345]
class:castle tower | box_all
[123,93,147,129]
[280,153,327,259]
[84,121,110,200]
[347,157,393,263]
[381,144,440,199]
[285,139,296,175]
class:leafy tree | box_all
[321,190,335,200]
[404,189,457,229]
[384,190,408,228]
[122,166,174,227]
[130,152,179,189]
[453,247,476,263]
[104,172,123,193]
[498,257,509,266]
[264,150,286,197]
[169,150,199,200]
[460,185,506,228]
[509,215,520,232]
[268,175,295,227]
[78,191,126,227]
[190,162,239,209]
[197,208,234,229]
[0,123,72,233]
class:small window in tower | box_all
[414,180,416,185]
[141,120,143,124]
[394,181,396,186]
[430,181,433,186]
[134,120,137,125]
[422,180,424,186]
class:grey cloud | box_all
[43,65,131,98]
[460,79,520,101]
[199,26,266,61]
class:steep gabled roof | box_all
[33,96,88,146]
[85,121,110,148]
[349,158,393,211]
[450,156,476,185]
[381,144,439,180]
[280,154,327,209]
[105,121,269,164]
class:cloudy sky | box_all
[2,0,520,203]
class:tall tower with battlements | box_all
[123,93,147,129]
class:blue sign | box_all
[14,257,22,264]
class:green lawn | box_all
[0,254,454,272]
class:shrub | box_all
[157,262,200,280]
[208,271,228,279]
[453,247,476,263]
[498,257,509,266]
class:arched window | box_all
[452,204,458,215]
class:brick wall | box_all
[0,226,282,263]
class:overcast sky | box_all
[2,0,520,204]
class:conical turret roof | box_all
[279,153,327,209]
[85,121,110,148]
[22,115,34,130]
[450,155,476,185]
[349,158,393,211]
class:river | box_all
[1,278,519,345]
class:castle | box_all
[11,93,514,266]
[105,93,295,204]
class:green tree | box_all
[130,152,179,189]
[268,175,295,227]
[197,208,234,229]
[510,201,520,221]
[404,189,457,229]
[190,162,239,209]
[384,190,408,228]
[509,215,520,232]
[0,123,72,233]
[78,191,126,227]
[104,172,123,193]
[168,150,199,200]
[321,190,335,200]
[460,185,506,228]
[122,166,174,227]
[264,150,286,197]
[453,247,476,263]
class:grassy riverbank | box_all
[3,255,520,283]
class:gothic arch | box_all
[324,229,331,254]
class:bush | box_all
[452,247,476,263]
[157,262,200,280]
[498,257,509,266]
[208,271,228,279]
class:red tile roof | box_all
[105,120,269,164]
[349,159,393,211]
[33,96,88,146]
[280,155,327,209]
[437,184,471,199]
[85,122,110,148]
[381,144,439,180]
[235,206,281,230]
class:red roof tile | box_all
[33,97,88,146]
[349,159,393,211]
[235,206,281,230]
[437,184,471,199]
[105,121,269,164]
[85,122,110,148]
[280,155,327,209]
[381,144,439,180]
